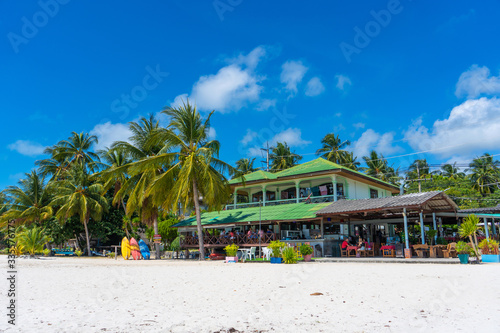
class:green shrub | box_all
[106,252,115,258]
[75,249,83,257]
[299,243,313,256]
[43,249,51,256]
[478,239,499,255]
[224,244,239,257]
[268,240,286,257]
[436,237,447,245]
[282,246,297,264]
[456,241,473,255]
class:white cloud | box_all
[280,60,308,94]
[353,122,365,129]
[305,77,325,97]
[8,140,46,156]
[352,129,402,158]
[456,65,500,98]
[90,122,133,151]
[171,93,188,108]
[335,74,352,90]
[404,97,500,158]
[174,46,268,113]
[256,99,276,111]
[207,127,216,140]
[241,129,258,146]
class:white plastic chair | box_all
[248,247,256,260]
[262,247,271,260]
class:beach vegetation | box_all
[224,244,239,257]
[299,243,313,256]
[478,239,499,255]
[16,225,51,257]
[458,214,481,259]
[456,241,473,255]
[282,246,298,264]
[268,240,286,257]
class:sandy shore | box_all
[1,257,499,332]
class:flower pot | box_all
[303,254,312,262]
[225,256,238,263]
[481,254,500,263]
[270,257,282,264]
[458,253,469,264]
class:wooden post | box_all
[420,211,425,245]
[114,245,118,260]
[320,217,324,238]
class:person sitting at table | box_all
[230,229,235,240]
[258,229,264,238]
[357,237,366,251]
[341,237,351,249]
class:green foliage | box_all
[478,239,499,255]
[106,252,115,258]
[16,225,52,256]
[459,214,481,258]
[158,217,179,245]
[299,243,313,256]
[436,237,448,245]
[316,133,353,167]
[268,240,286,257]
[168,236,181,251]
[43,248,51,256]
[75,249,83,257]
[362,150,400,184]
[224,244,239,257]
[270,142,302,172]
[282,246,297,264]
[426,229,437,244]
[456,241,473,255]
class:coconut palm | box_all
[434,162,465,179]
[316,133,350,164]
[270,142,302,172]
[133,100,235,259]
[468,154,500,196]
[406,159,430,180]
[1,171,53,227]
[16,225,51,257]
[363,151,389,180]
[50,165,108,256]
[235,158,257,175]
[342,152,361,171]
[459,214,481,259]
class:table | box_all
[380,245,396,257]
[346,246,358,257]
[238,248,251,260]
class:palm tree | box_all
[363,151,389,180]
[37,132,101,179]
[435,163,465,179]
[342,152,361,171]
[133,100,235,259]
[106,115,165,258]
[316,133,350,164]
[16,225,51,258]
[406,159,430,180]
[235,158,257,175]
[459,214,481,259]
[468,154,500,196]
[270,142,302,172]
[50,165,108,256]
[1,171,53,227]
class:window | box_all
[336,183,344,196]
[370,189,378,198]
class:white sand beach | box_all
[2,257,499,332]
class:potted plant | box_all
[458,214,481,262]
[456,241,472,264]
[282,246,298,264]
[224,244,239,263]
[268,240,286,264]
[299,243,314,262]
[478,239,500,263]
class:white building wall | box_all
[347,179,389,200]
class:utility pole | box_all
[417,164,421,193]
[260,141,271,172]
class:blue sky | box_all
[2,0,500,189]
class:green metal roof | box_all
[229,157,397,189]
[172,202,332,228]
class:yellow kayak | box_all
[121,237,131,260]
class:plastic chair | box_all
[248,247,256,260]
[262,247,271,260]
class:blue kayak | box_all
[138,239,150,260]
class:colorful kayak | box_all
[138,239,150,260]
[121,237,130,260]
[130,238,141,260]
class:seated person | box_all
[357,237,366,251]
[341,237,351,249]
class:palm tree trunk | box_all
[192,179,205,260]
[83,218,92,257]
[153,212,160,260]
[121,200,134,236]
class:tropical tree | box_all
[269,142,302,172]
[434,162,465,179]
[50,165,108,256]
[362,151,396,183]
[342,152,361,171]
[1,171,53,227]
[468,154,500,196]
[316,133,350,164]
[37,132,101,179]
[406,159,430,180]
[235,158,257,175]
[16,225,52,257]
[133,100,235,259]
[459,214,481,259]
[107,115,165,258]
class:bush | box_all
[436,237,448,245]
[478,239,499,255]
[16,226,51,257]
[268,240,286,258]
[75,249,83,257]
[224,244,239,257]
[299,243,313,256]
[456,241,473,255]
[43,249,51,256]
[106,252,115,258]
[282,246,297,264]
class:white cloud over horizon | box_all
[351,129,402,158]
[242,127,311,157]
[404,97,500,159]
[455,65,500,98]
[90,122,133,151]
[280,60,308,95]
[8,140,46,156]
[305,77,325,97]
[335,74,352,91]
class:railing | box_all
[225,195,348,210]
[181,233,278,248]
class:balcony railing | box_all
[181,233,278,248]
[225,195,347,210]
